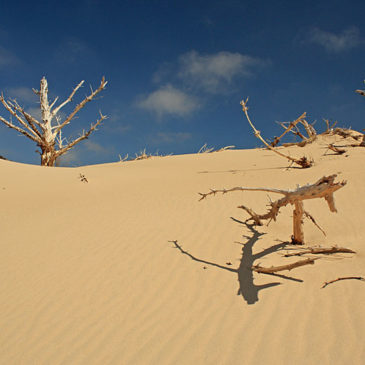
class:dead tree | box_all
[199,174,346,245]
[0,77,107,166]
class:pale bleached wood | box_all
[0,77,107,166]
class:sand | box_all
[1,134,364,364]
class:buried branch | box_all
[199,174,346,245]
[240,98,313,168]
[284,246,355,257]
[252,258,317,274]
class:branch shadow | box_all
[169,219,302,305]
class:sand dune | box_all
[1,134,364,364]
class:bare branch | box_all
[321,276,365,288]
[326,144,347,155]
[303,211,326,236]
[271,113,307,147]
[0,115,40,142]
[56,112,107,157]
[252,258,317,273]
[284,246,355,257]
[7,98,43,136]
[49,96,59,110]
[54,77,107,135]
[0,95,41,142]
[240,99,312,168]
[200,175,346,244]
[51,80,84,117]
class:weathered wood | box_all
[0,77,107,166]
[271,113,307,147]
[252,258,317,273]
[284,246,356,257]
[200,174,346,244]
[292,201,304,244]
[240,98,313,168]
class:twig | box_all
[252,258,317,273]
[284,246,355,257]
[303,211,326,236]
[321,276,365,289]
[79,173,88,183]
[271,113,307,147]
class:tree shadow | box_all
[170,219,302,305]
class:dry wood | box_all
[271,113,307,147]
[199,174,346,244]
[252,258,317,273]
[327,144,347,155]
[0,77,107,166]
[323,119,338,133]
[321,276,365,288]
[303,211,326,236]
[240,98,312,168]
[292,201,304,244]
[284,246,355,257]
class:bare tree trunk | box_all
[292,201,304,244]
[40,144,57,166]
[0,77,107,166]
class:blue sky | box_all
[0,0,364,166]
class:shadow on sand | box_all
[170,219,302,305]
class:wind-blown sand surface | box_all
[1,134,364,364]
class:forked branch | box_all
[199,174,346,244]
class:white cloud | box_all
[8,87,37,104]
[309,27,362,53]
[83,140,110,154]
[25,106,42,121]
[137,85,199,117]
[153,132,192,144]
[0,46,20,68]
[178,50,263,93]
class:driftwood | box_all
[284,246,355,257]
[321,276,365,289]
[199,174,346,244]
[240,99,313,168]
[252,258,317,273]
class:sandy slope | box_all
[1,134,364,364]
